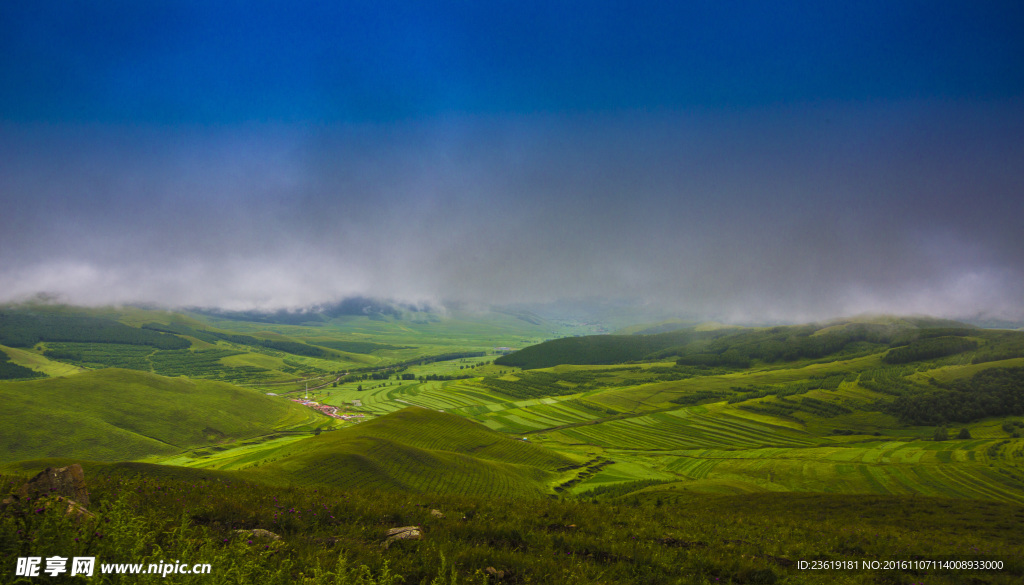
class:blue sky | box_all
[3,2,1022,121]
[2,2,1023,321]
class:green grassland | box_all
[5,305,1024,582]
[154,433,319,470]
[234,408,581,498]
[0,368,325,463]
[0,304,560,392]
[445,352,1024,503]
[159,316,1024,508]
[2,465,1022,584]
[5,307,1024,506]
[190,306,564,351]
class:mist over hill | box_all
[4,109,1023,324]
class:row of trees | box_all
[208,333,329,358]
[675,323,908,366]
[495,330,714,369]
[311,340,410,354]
[0,311,190,349]
[145,322,363,360]
[889,367,1024,425]
[498,322,915,370]
[0,349,44,380]
[499,321,1024,373]
[882,336,979,364]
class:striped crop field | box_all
[381,381,509,411]
[156,434,315,470]
[581,357,880,410]
[571,459,679,492]
[332,408,577,469]
[550,404,817,451]
[650,442,1024,503]
[329,376,622,433]
[344,353,1024,507]
[563,435,1024,503]
[321,381,412,414]
[659,440,1024,469]
[252,436,557,498]
[323,379,517,415]
[464,399,605,433]
[247,408,579,497]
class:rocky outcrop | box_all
[235,528,282,542]
[381,526,423,548]
[2,464,94,521]
[18,464,90,507]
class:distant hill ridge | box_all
[495,316,982,369]
[0,308,190,349]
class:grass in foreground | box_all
[2,467,1022,584]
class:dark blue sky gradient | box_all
[2,2,1023,320]
[3,2,1022,122]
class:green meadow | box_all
[238,408,581,498]
[0,369,320,463]
[3,305,1024,582]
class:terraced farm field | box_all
[420,346,1024,506]
[253,338,1024,507]
[261,437,554,497]
[154,433,323,470]
[553,405,817,450]
[585,439,1024,500]
[322,377,516,416]
[453,397,604,433]
[7,307,1024,585]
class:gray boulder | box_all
[381,526,423,548]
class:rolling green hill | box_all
[0,307,190,349]
[495,316,996,369]
[0,303,564,386]
[4,306,1024,583]
[0,368,322,463]
[493,329,731,369]
[5,307,1024,505]
[246,408,578,497]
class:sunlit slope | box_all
[1,344,86,377]
[0,368,319,463]
[248,407,578,497]
[447,329,1024,503]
